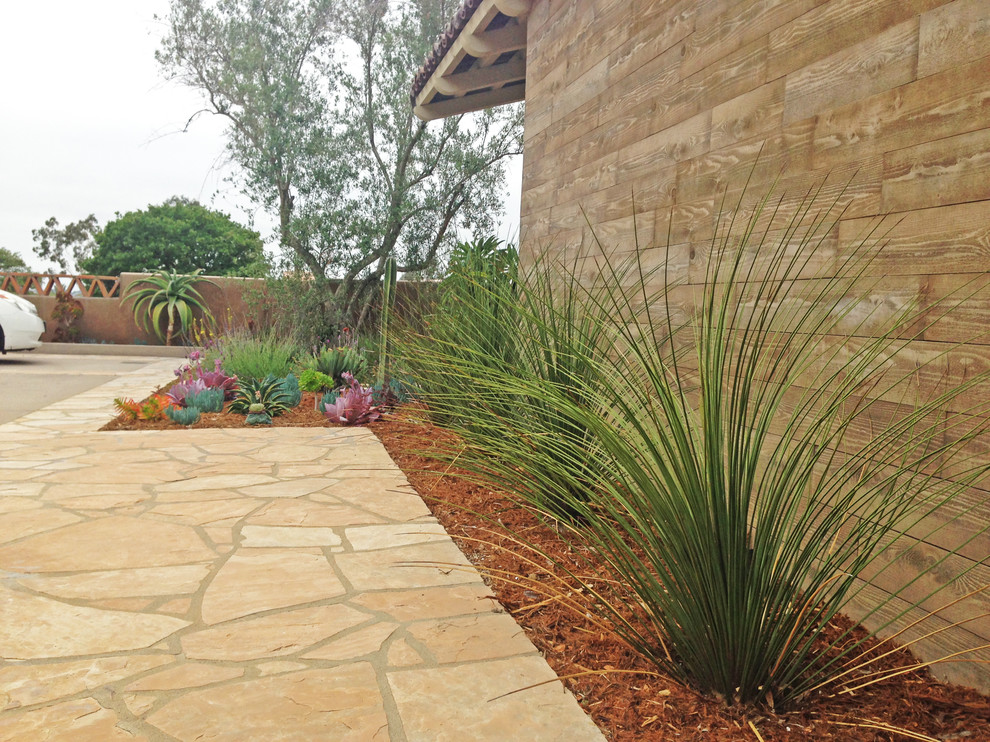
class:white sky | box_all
[0,1,521,272]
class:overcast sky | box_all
[0,1,520,273]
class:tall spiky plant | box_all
[123,269,217,345]
[394,180,990,710]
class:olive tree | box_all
[157,0,522,332]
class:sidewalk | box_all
[0,359,605,741]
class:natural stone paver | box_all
[0,508,82,544]
[20,564,211,600]
[345,521,449,551]
[146,666,388,742]
[388,656,605,742]
[0,655,172,708]
[301,620,400,660]
[200,549,346,624]
[335,539,479,590]
[0,361,605,741]
[240,525,341,547]
[0,698,145,741]
[0,516,215,572]
[124,663,245,692]
[406,614,538,664]
[0,585,189,659]
[181,603,369,661]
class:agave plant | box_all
[321,373,380,425]
[228,375,293,416]
[123,269,218,346]
[301,346,367,388]
[393,181,990,710]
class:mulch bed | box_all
[105,399,990,741]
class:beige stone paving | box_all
[0,359,605,741]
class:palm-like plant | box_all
[123,269,217,345]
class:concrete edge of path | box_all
[34,343,191,358]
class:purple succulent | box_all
[321,373,381,426]
[166,378,209,407]
[198,359,238,400]
[173,357,237,400]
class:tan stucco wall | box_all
[520,0,990,691]
[23,274,268,346]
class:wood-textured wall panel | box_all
[918,0,990,78]
[518,0,990,689]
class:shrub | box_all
[299,368,335,393]
[123,269,217,346]
[209,329,300,382]
[114,394,173,421]
[392,183,990,710]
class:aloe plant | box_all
[123,270,217,345]
[393,182,990,710]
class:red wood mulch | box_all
[368,408,990,742]
[105,399,990,741]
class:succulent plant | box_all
[166,378,209,407]
[166,405,202,426]
[245,402,272,426]
[321,373,380,426]
[279,373,302,407]
[301,346,367,388]
[229,375,292,416]
[185,387,225,413]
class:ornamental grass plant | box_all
[205,328,300,382]
[393,181,990,711]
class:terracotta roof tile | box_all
[410,0,484,106]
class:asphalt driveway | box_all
[0,351,179,424]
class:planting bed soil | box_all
[107,401,990,741]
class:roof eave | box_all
[411,0,532,121]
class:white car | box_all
[0,289,45,353]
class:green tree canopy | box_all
[31,215,100,273]
[81,198,268,277]
[157,0,521,330]
[0,247,30,271]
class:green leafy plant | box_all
[229,375,293,416]
[396,236,616,517]
[301,345,367,388]
[299,368,335,393]
[394,183,990,710]
[123,269,217,345]
[209,329,300,381]
[166,405,202,426]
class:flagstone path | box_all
[0,357,605,741]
